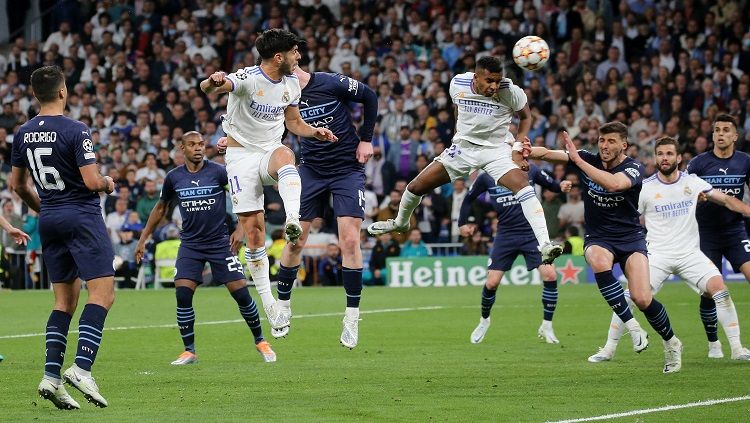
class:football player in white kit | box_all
[200,29,336,334]
[367,56,562,263]
[588,137,750,364]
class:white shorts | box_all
[225,145,280,213]
[649,250,722,295]
[434,139,518,182]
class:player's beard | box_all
[279,58,294,76]
[659,162,678,176]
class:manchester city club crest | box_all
[282,91,290,102]
[684,185,692,196]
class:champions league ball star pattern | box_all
[512,36,550,71]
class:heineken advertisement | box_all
[386,255,587,287]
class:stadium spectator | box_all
[400,228,431,258]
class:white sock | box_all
[73,363,91,377]
[277,165,301,219]
[345,307,360,319]
[245,247,275,308]
[394,189,422,227]
[278,299,290,308]
[604,312,626,351]
[713,290,742,350]
[514,186,550,246]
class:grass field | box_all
[2,283,750,422]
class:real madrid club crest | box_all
[684,185,692,196]
[282,91,290,102]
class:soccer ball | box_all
[512,36,550,71]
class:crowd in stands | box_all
[1,0,749,288]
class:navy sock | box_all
[542,280,558,321]
[277,264,299,301]
[699,296,719,342]
[594,271,634,322]
[481,286,497,319]
[342,267,363,308]
[44,310,72,380]
[231,287,264,344]
[642,299,675,341]
[175,286,196,353]
[74,304,108,371]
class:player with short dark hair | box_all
[368,56,563,265]
[200,29,336,334]
[12,65,116,409]
[270,65,377,348]
[135,132,277,365]
[459,166,572,344]
[588,136,750,362]
[687,114,750,358]
[526,123,684,373]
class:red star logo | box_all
[558,258,582,285]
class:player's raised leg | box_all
[171,280,199,365]
[38,280,80,410]
[338,216,364,349]
[368,161,450,235]
[470,270,501,344]
[226,280,276,362]
[497,168,562,264]
[267,146,303,243]
[625,253,682,373]
[538,264,560,344]
[63,275,115,407]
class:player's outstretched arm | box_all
[200,71,233,95]
[0,214,30,245]
[284,106,338,142]
[134,200,169,263]
[706,189,750,216]
[561,132,632,192]
[10,166,41,213]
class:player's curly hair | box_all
[476,56,503,74]
[255,29,306,60]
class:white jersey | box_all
[449,72,526,148]
[638,171,713,255]
[222,65,301,151]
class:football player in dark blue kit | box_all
[11,66,116,409]
[526,122,684,373]
[458,166,572,344]
[135,132,277,365]
[687,114,750,359]
[279,66,377,348]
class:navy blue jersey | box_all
[160,161,229,247]
[458,165,561,234]
[572,151,644,239]
[10,115,100,213]
[687,150,750,234]
[298,72,377,174]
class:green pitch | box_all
[2,283,750,422]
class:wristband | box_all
[512,141,524,152]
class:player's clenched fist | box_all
[209,71,226,87]
[313,127,338,142]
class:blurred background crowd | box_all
[0,0,748,289]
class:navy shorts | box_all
[700,229,750,273]
[584,236,648,270]
[39,210,115,283]
[299,165,365,220]
[175,244,245,285]
[489,233,541,271]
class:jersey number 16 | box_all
[27,148,65,190]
